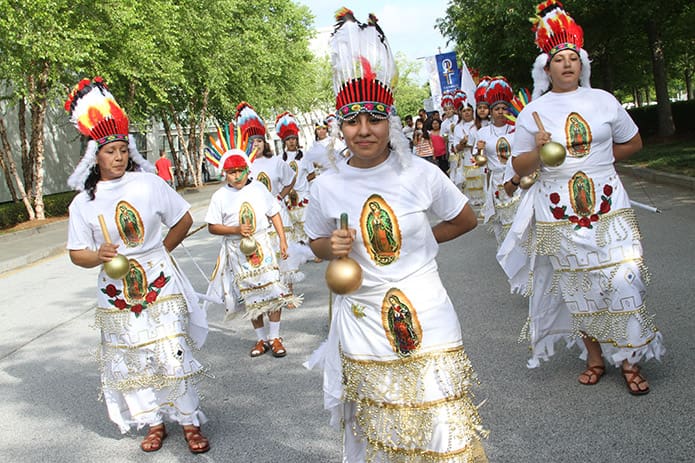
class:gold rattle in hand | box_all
[325,213,363,295]
[532,111,566,167]
[98,214,130,280]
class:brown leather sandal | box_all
[578,365,605,385]
[183,425,210,454]
[250,339,269,357]
[141,424,167,452]
[270,337,287,357]
[622,366,650,395]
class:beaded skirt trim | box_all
[95,294,208,395]
[342,346,488,462]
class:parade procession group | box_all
[62,2,663,461]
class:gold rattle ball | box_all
[104,254,130,280]
[539,141,566,167]
[239,237,258,256]
[474,154,488,167]
[519,174,537,189]
[325,258,363,295]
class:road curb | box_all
[616,163,695,191]
[0,244,66,275]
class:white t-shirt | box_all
[440,114,459,149]
[305,153,468,288]
[205,180,280,231]
[67,172,191,307]
[451,120,477,152]
[305,137,348,176]
[511,87,639,222]
[477,123,515,175]
[512,87,638,168]
[68,172,188,254]
[282,150,315,198]
[250,155,296,196]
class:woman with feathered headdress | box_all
[498,0,663,396]
[303,8,488,462]
[64,77,210,453]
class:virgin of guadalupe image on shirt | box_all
[565,112,591,158]
[360,194,401,266]
[381,289,422,357]
[496,137,511,163]
[116,201,144,247]
[255,172,271,192]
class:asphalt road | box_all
[0,173,693,462]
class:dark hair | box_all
[283,148,303,161]
[84,158,136,200]
[262,140,274,157]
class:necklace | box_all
[491,123,509,137]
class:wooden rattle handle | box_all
[98,214,112,244]
[532,111,546,133]
[340,212,348,230]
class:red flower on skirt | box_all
[153,272,167,288]
[104,284,119,298]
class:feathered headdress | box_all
[454,90,469,110]
[235,102,266,157]
[505,88,531,126]
[532,0,584,57]
[531,0,591,99]
[205,121,237,169]
[218,148,251,173]
[275,112,300,141]
[65,76,129,147]
[474,76,492,107]
[440,91,455,109]
[485,76,514,109]
[324,113,337,128]
[206,106,263,169]
[330,8,398,121]
[64,76,154,190]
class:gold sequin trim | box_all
[342,346,487,462]
[571,304,660,348]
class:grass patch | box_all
[623,138,695,177]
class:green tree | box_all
[0,0,107,220]
[393,52,430,119]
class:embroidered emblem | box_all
[565,112,591,158]
[381,289,422,357]
[351,303,366,318]
[115,200,144,247]
[549,177,614,230]
[496,137,511,163]
[289,160,298,174]
[101,270,170,316]
[360,194,401,266]
[256,171,271,192]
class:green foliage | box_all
[0,190,76,229]
[393,52,431,119]
[628,100,695,138]
[436,0,692,98]
[625,139,695,177]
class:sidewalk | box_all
[0,181,221,275]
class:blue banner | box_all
[435,52,461,94]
